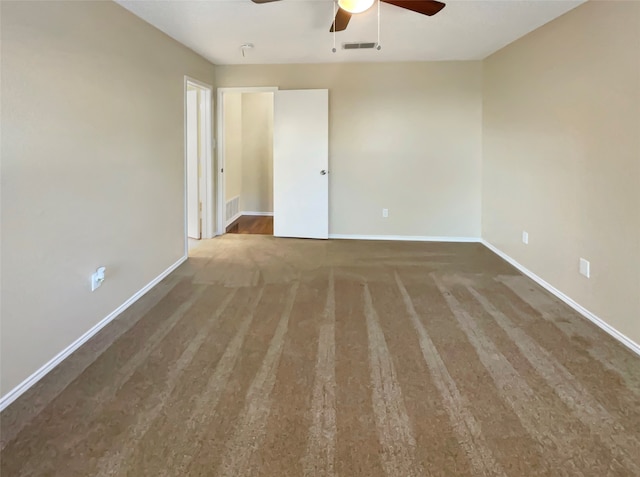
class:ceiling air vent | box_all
[342,42,378,50]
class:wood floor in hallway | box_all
[1,235,639,476]
[226,215,273,235]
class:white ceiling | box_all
[116,0,585,65]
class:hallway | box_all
[226,215,273,235]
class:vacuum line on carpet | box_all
[161,286,267,476]
[433,275,601,477]
[16,285,210,477]
[95,288,240,476]
[394,272,506,477]
[303,269,337,477]
[218,281,301,477]
[467,285,640,474]
[363,283,421,477]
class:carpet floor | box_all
[1,235,639,476]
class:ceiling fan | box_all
[251,0,446,32]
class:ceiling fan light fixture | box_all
[337,0,375,14]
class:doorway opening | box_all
[184,77,213,252]
[217,87,277,236]
[217,87,329,240]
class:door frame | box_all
[216,86,279,235]
[184,76,214,254]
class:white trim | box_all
[0,255,188,412]
[328,234,481,243]
[216,86,279,236]
[184,76,214,250]
[202,86,214,239]
[481,240,640,357]
[241,211,274,217]
[225,211,242,228]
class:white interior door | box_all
[273,89,329,239]
[186,89,200,239]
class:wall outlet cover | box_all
[91,266,106,291]
[579,258,590,278]
[522,231,529,244]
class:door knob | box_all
[320,170,327,175]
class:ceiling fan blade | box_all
[382,0,445,16]
[330,7,352,32]
[251,0,281,3]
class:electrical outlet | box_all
[579,258,590,278]
[522,231,529,245]
[92,266,106,291]
[382,208,389,218]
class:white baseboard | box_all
[481,240,640,357]
[242,211,273,217]
[225,211,242,228]
[0,255,188,412]
[225,211,273,228]
[328,234,481,243]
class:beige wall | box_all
[223,92,273,215]
[482,1,640,344]
[241,93,274,213]
[0,1,215,396]
[216,62,483,237]
[224,93,243,204]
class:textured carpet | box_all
[1,235,639,476]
